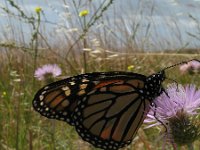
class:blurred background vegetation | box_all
[0,0,199,150]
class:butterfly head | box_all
[145,70,166,99]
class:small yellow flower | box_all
[2,91,6,97]
[35,7,42,13]
[79,10,89,17]
[127,65,134,71]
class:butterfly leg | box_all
[161,87,170,98]
[151,102,168,133]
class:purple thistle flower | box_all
[145,84,200,147]
[180,60,200,74]
[34,64,62,81]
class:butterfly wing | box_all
[33,73,97,125]
[33,71,151,150]
[71,72,151,150]
[32,72,144,125]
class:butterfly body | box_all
[145,71,166,100]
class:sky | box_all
[1,0,200,50]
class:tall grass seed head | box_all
[145,84,200,146]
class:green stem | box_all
[83,41,87,73]
[51,121,56,150]
[83,16,87,73]
[187,143,194,150]
[32,12,41,86]
[16,90,20,150]
[29,130,33,150]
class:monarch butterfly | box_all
[32,59,197,150]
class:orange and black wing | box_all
[33,71,150,150]
[33,72,96,125]
[32,72,145,125]
[71,72,151,150]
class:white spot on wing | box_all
[69,81,75,85]
[80,84,88,90]
[39,95,44,100]
[82,78,89,82]
[44,86,49,90]
[62,86,69,91]
[63,112,68,116]
[41,91,47,95]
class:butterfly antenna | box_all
[163,59,199,71]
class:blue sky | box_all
[1,0,200,50]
